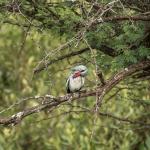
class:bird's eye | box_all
[81,70,84,72]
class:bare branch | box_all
[0,60,149,126]
[33,48,89,74]
[33,45,117,74]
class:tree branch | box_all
[0,60,150,126]
[35,109,150,126]
[91,15,150,27]
[33,45,117,74]
[33,48,89,74]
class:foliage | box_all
[0,0,150,149]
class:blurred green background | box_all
[0,0,150,149]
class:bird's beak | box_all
[73,71,81,78]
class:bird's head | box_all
[71,65,88,78]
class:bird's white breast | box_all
[69,76,85,92]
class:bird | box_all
[66,65,88,93]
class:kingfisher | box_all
[66,65,88,93]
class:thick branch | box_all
[0,60,150,126]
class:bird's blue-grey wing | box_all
[66,77,71,93]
